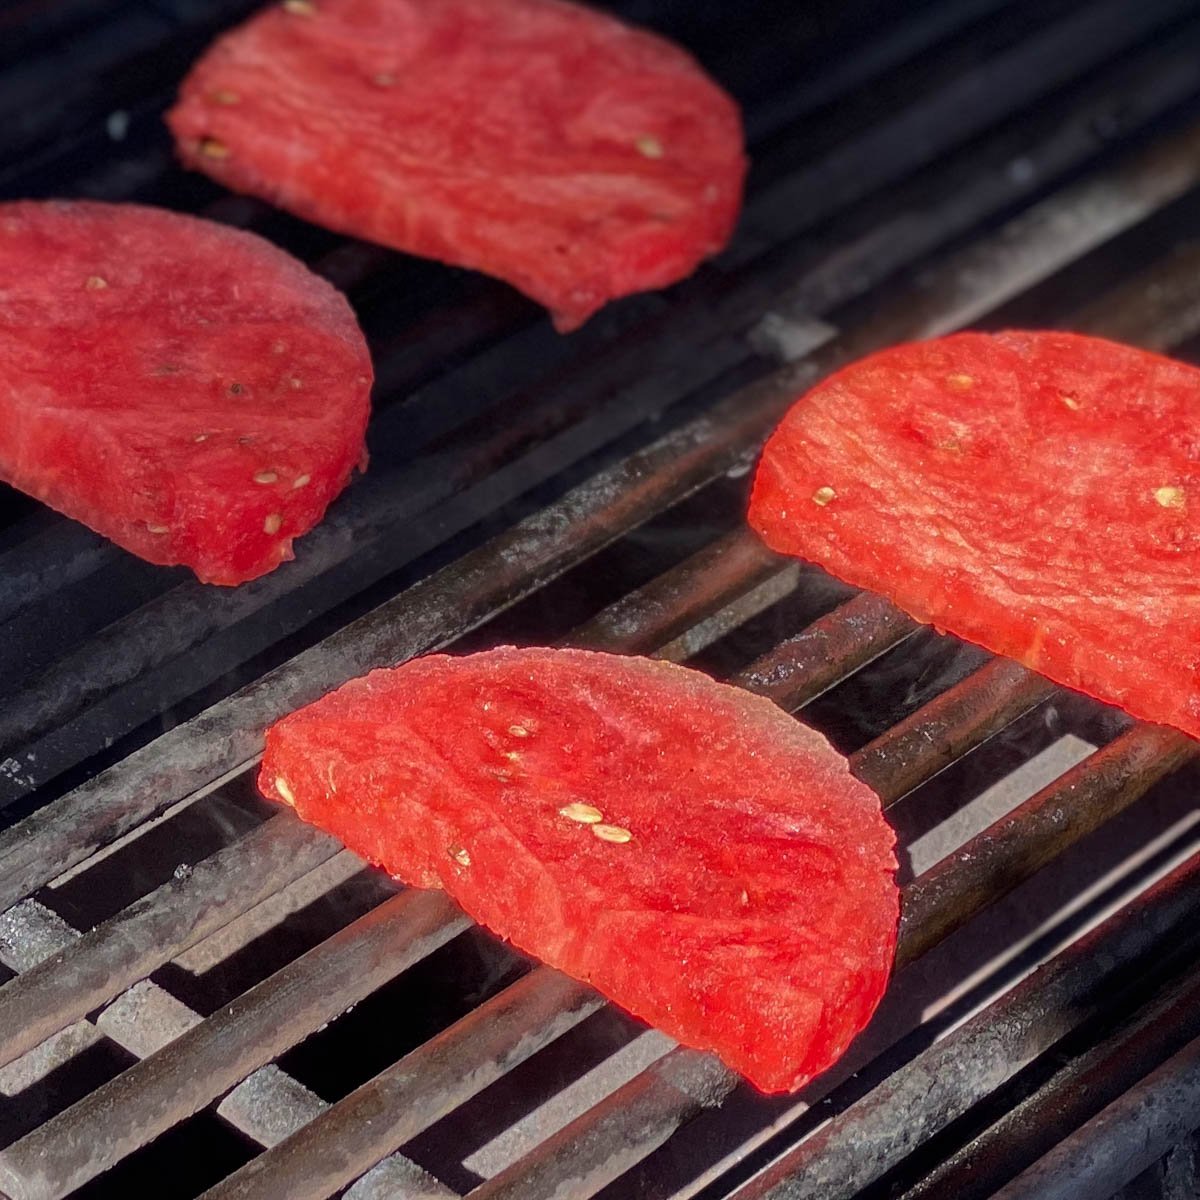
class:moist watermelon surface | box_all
[259,647,899,1093]
[749,330,1200,738]
[167,0,746,332]
[0,200,371,586]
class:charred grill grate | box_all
[3,1,1200,1198]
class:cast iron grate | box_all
[1,2,1200,1198]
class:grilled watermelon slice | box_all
[167,0,746,332]
[259,646,899,1093]
[0,200,371,586]
[749,330,1200,738]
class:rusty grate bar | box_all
[734,592,919,711]
[855,658,1057,805]
[568,527,791,656]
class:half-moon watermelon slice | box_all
[749,330,1200,739]
[259,646,899,1093]
[166,0,747,332]
[0,200,371,586]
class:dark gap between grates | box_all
[276,929,532,1106]
[70,1114,257,1200]
[162,870,400,1018]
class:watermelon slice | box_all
[0,200,371,586]
[166,0,746,332]
[749,330,1200,739]
[259,646,899,1093]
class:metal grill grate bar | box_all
[856,659,1057,805]
[897,724,1198,967]
[568,528,791,657]
[988,1015,1200,1200]
[905,955,1200,1200]
[0,894,451,1199]
[0,890,469,1200]
[199,968,603,1200]
[726,854,1200,1200]
[0,813,339,1070]
[734,592,918,712]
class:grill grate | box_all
[3,2,1200,1198]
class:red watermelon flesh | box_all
[166,0,746,332]
[749,330,1200,739]
[0,200,371,586]
[259,646,899,1093]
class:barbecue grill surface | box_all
[2,2,1200,1198]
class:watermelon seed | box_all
[254,470,279,484]
[275,776,296,806]
[282,0,316,13]
[263,513,283,535]
[229,382,245,395]
[946,373,975,390]
[560,802,603,825]
[198,137,231,159]
[488,768,513,781]
[211,89,241,105]
[592,824,632,844]
[635,135,664,159]
[238,436,255,445]
[501,750,521,762]
[146,524,169,535]
[1060,393,1082,410]
[812,486,837,506]
[508,724,530,737]
[289,377,303,389]
[448,846,471,867]
[194,434,209,443]
[293,474,311,489]
[84,275,108,290]
[740,889,750,905]
[1154,486,1186,509]
[373,73,397,87]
